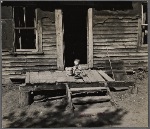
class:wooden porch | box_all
[19,70,135,107]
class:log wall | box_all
[93,9,148,71]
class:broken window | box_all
[141,2,148,45]
[14,6,37,51]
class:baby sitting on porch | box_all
[73,59,82,79]
[65,59,86,78]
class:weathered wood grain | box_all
[94,22,138,27]
[94,38,137,43]
[93,34,137,38]
[55,9,64,70]
[90,70,105,82]
[82,70,91,83]
[93,30,138,34]
[93,26,138,31]
[88,8,93,68]
[98,70,115,82]
[72,96,111,103]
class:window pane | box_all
[25,7,35,27]
[143,4,147,24]
[15,29,20,49]
[143,26,148,44]
[14,7,35,27]
[14,7,25,27]
[15,29,36,49]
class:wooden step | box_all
[108,81,135,88]
[112,86,129,91]
[98,70,115,82]
[72,95,111,103]
[70,87,108,92]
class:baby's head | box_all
[74,59,80,66]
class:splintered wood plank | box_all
[38,71,49,83]
[66,84,74,112]
[88,8,93,68]
[82,70,91,83]
[98,70,115,82]
[83,70,95,82]
[84,70,105,82]
[74,78,84,83]
[55,10,64,70]
[30,72,39,84]
[54,71,75,83]
[72,96,111,103]
[70,87,107,92]
[57,77,67,83]
[90,70,105,82]
[56,71,67,83]
[26,72,30,83]
[66,75,77,83]
[38,71,56,83]
[54,70,66,76]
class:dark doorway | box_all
[63,6,88,67]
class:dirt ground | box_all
[2,72,148,128]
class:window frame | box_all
[141,2,148,46]
[141,2,148,26]
[13,6,39,52]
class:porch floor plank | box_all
[98,70,115,82]
[39,71,55,83]
[90,70,105,82]
[83,70,99,82]
[56,71,67,83]
[26,70,109,84]
[82,70,91,83]
[30,72,39,84]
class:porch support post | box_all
[55,9,64,70]
[88,8,93,68]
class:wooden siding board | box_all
[92,12,148,71]
[94,23,138,27]
[93,26,138,30]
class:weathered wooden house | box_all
[2,1,148,84]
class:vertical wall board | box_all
[88,8,93,68]
[137,18,142,51]
[55,9,64,70]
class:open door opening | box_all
[63,6,88,67]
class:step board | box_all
[112,86,129,91]
[72,95,111,103]
[70,87,108,92]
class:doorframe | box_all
[55,9,64,70]
[55,8,93,70]
[87,8,93,68]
